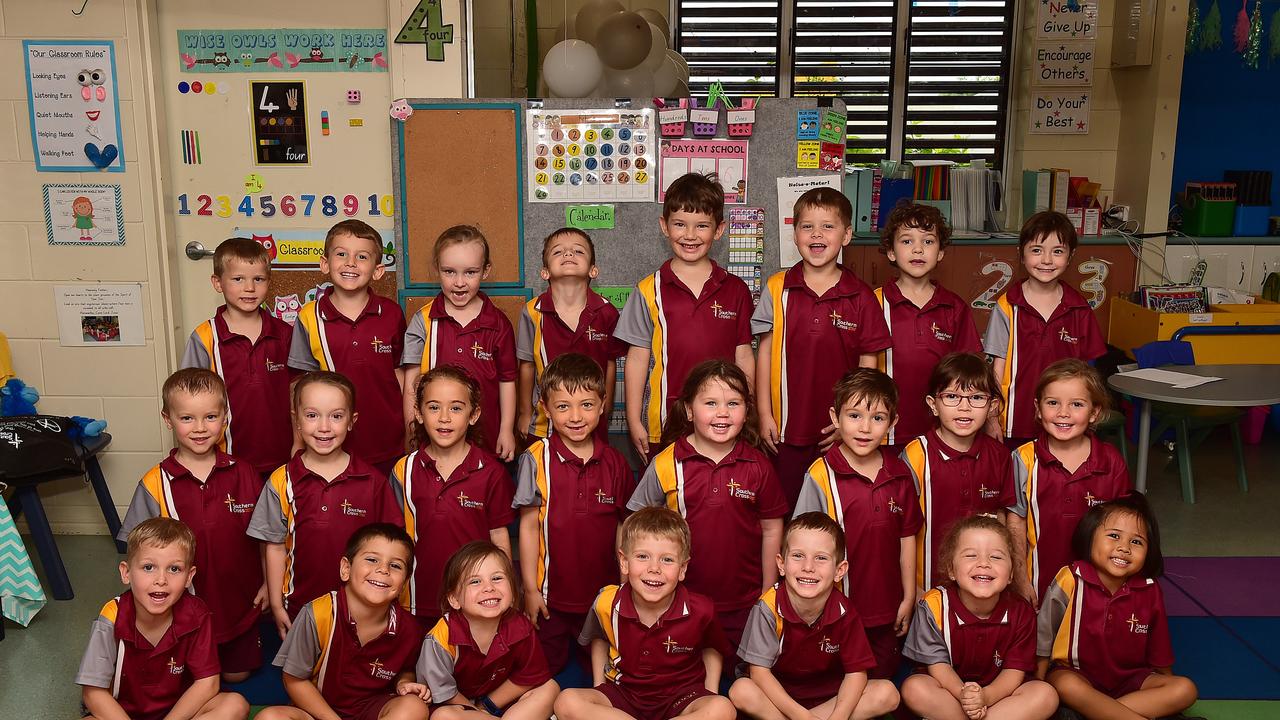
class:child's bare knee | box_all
[699,695,737,720]
[1022,680,1059,712]
[1170,675,1198,706]
[865,679,900,713]
[381,695,429,720]
[727,677,759,706]
[252,707,291,720]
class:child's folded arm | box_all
[830,671,870,720]
[164,674,221,720]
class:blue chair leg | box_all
[1229,422,1249,493]
[1174,421,1196,504]
[15,486,73,600]
[86,456,125,553]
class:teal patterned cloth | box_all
[0,493,46,626]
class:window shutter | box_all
[674,0,784,97]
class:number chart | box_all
[526,109,655,203]
[250,81,309,164]
[175,192,394,219]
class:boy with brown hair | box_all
[182,237,295,475]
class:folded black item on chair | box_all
[0,415,87,482]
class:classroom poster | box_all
[727,207,765,298]
[1032,42,1095,86]
[526,109,656,202]
[1029,91,1091,134]
[775,175,842,266]
[233,227,396,270]
[23,40,124,172]
[659,139,749,204]
[42,184,125,246]
[177,29,388,73]
[1036,0,1098,39]
[54,283,144,346]
[250,81,310,164]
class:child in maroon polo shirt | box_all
[874,203,982,448]
[902,353,1016,594]
[754,187,891,510]
[289,220,406,476]
[77,518,248,720]
[513,353,634,674]
[1008,360,1132,602]
[182,238,295,476]
[902,515,1058,720]
[403,225,519,461]
[1038,494,1200,719]
[627,360,788,648]
[391,365,514,627]
[732,512,901,719]
[249,372,404,635]
[794,369,924,680]
[555,507,736,720]
[516,228,626,444]
[983,211,1106,445]
[118,369,266,682]
[615,172,755,460]
[259,524,430,720]
[416,541,558,718]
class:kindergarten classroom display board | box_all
[23,40,125,172]
[526,109,657,202]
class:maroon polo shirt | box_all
[403,292,517,454]
[627,437,789,611]
[794,447,924,626]
[738,585,876,705]
[247,452,403,617]
[182,306,295,473]
[579,584,733,707]
[277,589,424,718]
[421,612,552,699]
[512,434,635,613]
[1039,562,1174,697]
[117,450,265,643]
[905,585,1036,686]
[76,592,220,720]
[983,282,1106,439]
[752,265,892,446]
[902,431,1016,590]
[389,444,515,619]
[1011,436,1133,599]
[875,281,982,444]
[517,290,626,440]
[288,289,407,464]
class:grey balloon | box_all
[574,0,625,46]
[635,8,670,41]
[596,11,653,70]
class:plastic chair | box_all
[1130,340,1248,503]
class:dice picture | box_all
[346,89,361,104]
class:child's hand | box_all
[894,597,913,636]
[629,424,650,458]
[818,423,840,452]
[495,430,517,461]
[524,592,550,628]
[272,605,292,639]
[515,412,531,440]
[396,682,430,701]
[253,583,270,612]
[960,682,986,719]
[759,415,780,454]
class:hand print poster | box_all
[250,81,309,165]
[43,184,125,246]
[23,40,125,172]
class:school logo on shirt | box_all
[223,494,255,514]
[1084,491,1103,508]
[993,649,1003,668]
[931,323,953,343]
[1126,614,1150,634]
[662,635,694,654]
[594,489,616,505]
[470,341,495,362]
[457,492,485,510]
[168,658,184,675]
[340,499,367,517]
[370,336,395,354]
[829,310,857,332]
[887,497,903,514]
[586,326,610,343]
[265,358,286,373]
[1058,328,1080,345]
[978,484,1001,500]
[710,301,738,321]
[726,478,756,502]
[369,658,396,681]
[818,636,841,654]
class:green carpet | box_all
[1189,700,1280,718]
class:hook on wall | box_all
[72,0,90,16]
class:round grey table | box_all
[1107,364,1280,494]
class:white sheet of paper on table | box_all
[1116,368,1224,388]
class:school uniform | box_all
[982,282,1106,440]
[182,306,295,474]
[903,585,1037,685]
[1038,562,1174,697]
[794,447,924,678]
[511,434,634,672]
[117,450,265,671]
[247,452,403,618]
[75,593,220,720]
[579,584,732,720]
[902,431,1016,590]
[389,445,514,623]
[289,289,407,466]
[1010,436,1132,599]
[403,292,517,455]
[738,585,876,708]
[614,260,754,444]
[275,590,424,720]
[516,290,625,440]
[417,611,552,703]
[627,437,789,643]
[753,265,892,508]
[874,281,982,444]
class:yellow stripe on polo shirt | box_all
[651,445,685,516]
[765,273,789,440]
[393,454,420,611]
[193,320,232,453]
[903,437,932,589]
[760,586,784,639]
[296,302,333,371]
[994,295,1017,436]
[99,597,120,623]
[637,274,667,443]
[310,591,338,687]
[922,588,945,628]
[527,299,553,438]
[594,585,623,683]
[874,288,897,444]
[415,300,439,373]
[531,440,554,598]
[805,458,848,594]
[1013,442,1040,588]
[1048,567,1081,667]
[267,466,299,606]
[140,467,174,519]
[428,617,458,659]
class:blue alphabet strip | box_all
[176,29,388,73]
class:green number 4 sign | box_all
[395,0,454,62]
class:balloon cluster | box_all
[541,1,691,98]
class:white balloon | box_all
[666,49,690,82]
[639,23,668,72]
[543,40,604,98]
[636,9,669,41]
[606,66,655,97]
[653,56,680,96]
[575,0,625,46]
[673,79,690,97]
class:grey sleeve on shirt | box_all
[625,463,665,511]
[388,462,407,511]
[511,452,544,509]
[247,482,288,543]
[288,320,320,371]
[180,331,210,370]
[612,290,654,348]
[74,615,119,688]
[116,484,162,543]
[274,605,320,678]
[982,305,1011,358]
[516,307,535,362]
[402,310,426,366]
[736,600,781,668]
[1036,582,1070,657]
[415,635,460,702]
[902,449,924,496]
[791,473,826,518]
[578,604,605,646]
[1008,452,1029,518]
[750,291,775,336]
[902,600,950,665]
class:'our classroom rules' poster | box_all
[23,40,125,172]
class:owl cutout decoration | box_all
[272,294,302,325]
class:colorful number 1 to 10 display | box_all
[176,193,395,219]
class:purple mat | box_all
[1162,557,1280,617]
